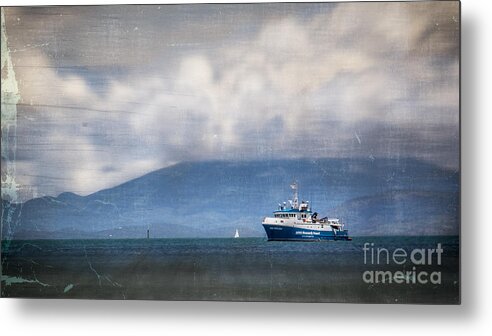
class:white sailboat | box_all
[234,228,240,238]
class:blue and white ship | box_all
[262,182,351,241]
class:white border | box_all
[2,0,491,335]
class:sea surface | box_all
[1,236,459,303]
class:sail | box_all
[234,229,239,238]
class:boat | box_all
[234,228,240,238]
[262,182,351,241]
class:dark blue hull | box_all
[262,224,351,241]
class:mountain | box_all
[333,191,459,236]
[1,158,459,239]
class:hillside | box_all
[1,158,459,239]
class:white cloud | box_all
[3,2,459,200]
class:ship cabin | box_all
[273,201,312,221]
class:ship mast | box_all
[290,181,299,209]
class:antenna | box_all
[290,181,298,209]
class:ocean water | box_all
[1,236,459,303]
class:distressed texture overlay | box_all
[1,8,20,241]
[1,3,459,303]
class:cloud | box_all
[2,2,459,200]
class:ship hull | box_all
[262,224,351,241]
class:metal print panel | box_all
[0,1,460,303]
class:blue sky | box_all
[1,2,459,200]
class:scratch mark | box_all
[84,246,103,287]
[13,242,42,253]
[1,274,49,287]
[83,246,121,287]
[10,42,50,53]
[63,284,74,293]
[355,131,362,145]
[103,275,122,287]
[31,267,49,287]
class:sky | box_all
[1,2,460,201]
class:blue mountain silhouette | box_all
[1,158,459,239]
